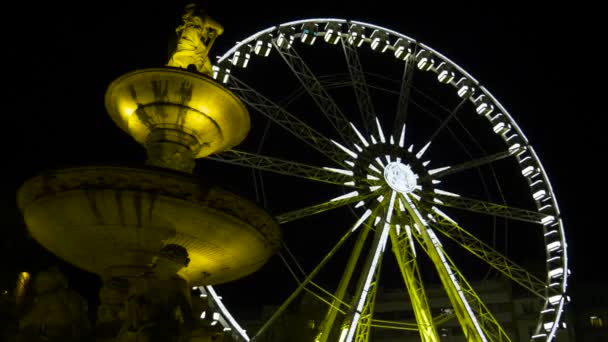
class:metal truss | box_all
[426,148,523,180]
[433,311,456,326]
[394,58,414,134]
[426,192,549,224]
[413,230,511,341]
[425,97,468,146]
[217,19,568,342]
[275,191,377,224]
[342,192,395,342]
[278,250,350,313]
[302,282,350,315]
[272,43,357,144]
[281,75,352,107]
[316,206,381,342]
[389,220,440,341]
[208,149,358,187]
[228,77,345,165]
[354,261,382,342]
[341,38,376,133]
[308,281,351,312]
[402,194,510,341]
[369,319,419,331]
[252,217,364,341]
[427,211,553,299]
[439,247,511,342]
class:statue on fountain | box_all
[15,267,90,342]
[167,3,224,76]
[115,245,193,342]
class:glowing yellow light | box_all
[15,272,30,305]
[338,326,348,342]
[120,102,137,120]
[590,316,604,328]
[16,272,30,292]
[105,68,251,161]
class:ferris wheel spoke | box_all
[281,74,350,107]
[419,234,511,341]
[316,202,384,342]
[404,92,497,171]
[275,190,380,224]
[388,218,440,341]
[406,96,473,150]
[393,58,415,136]
[208,149,359,188]
[271,42,357,144]
[309,280,351,312]
[353,257,383,342]
[344,191,397,342]
[209,20,571,341]
[400,193,510,341]
[423,97,468,150]
[368,319,420,331]
[341,38,377,133]
[300,283,349,315]
[424,208,554,299]
[252,210,376,341]
[425,192,551,224]
[227,76,345,165]
[424,147,525,180]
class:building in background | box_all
[372,279,574,341]
[243,278,575,341]
[571,282,607,342]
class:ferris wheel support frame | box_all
[210,18,569,342]
[315,207,377,342]
[388,214,439,341]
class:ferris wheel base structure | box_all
[208,17,570,342]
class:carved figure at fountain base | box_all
[15,267,90,342]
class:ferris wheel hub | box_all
[384,161,418,194]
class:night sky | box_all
[2,0,601,322]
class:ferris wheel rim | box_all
[206,18,569,341]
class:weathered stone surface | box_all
[18,166,281,286]
[15,267,90,342]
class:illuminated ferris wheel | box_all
[203,19,569,341]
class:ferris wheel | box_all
[201,18,569,342]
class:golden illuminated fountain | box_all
[16,4,280,341]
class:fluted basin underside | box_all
[105,68,250,159]
[17,166,281,285]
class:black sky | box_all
[2,0,602,317]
